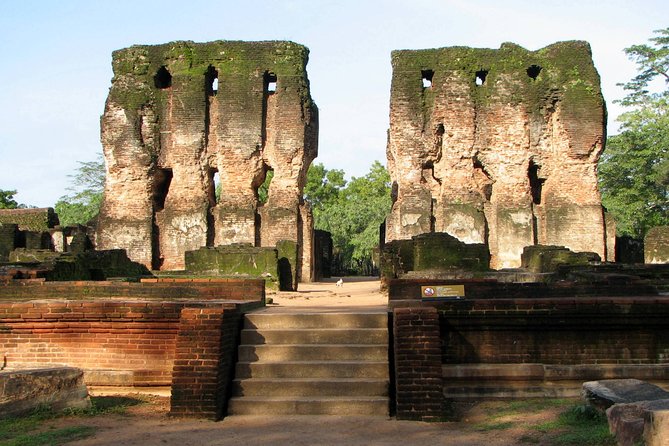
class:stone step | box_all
[244,312,388,329]
[240,328,388,345]
[232,378,389,397]
[235,361,389,379]
[238,344,388,362]
[227,396,389,416]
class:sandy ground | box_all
[263,276,388,311]
[62,279,558,445]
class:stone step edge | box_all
[238,343,389,348]
[236,361,389,366]
[233,377,389,383]
[228,396,389,402]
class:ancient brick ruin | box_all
[386,41,611,268]
[96,41,318,278]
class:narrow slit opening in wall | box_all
[264,72,277,94]
[475,70,488,86]
[421,69,434,89]
[208,168,220,206]
[154,66,172,89]
[528,160,545,205]
[152,168,173,212]
[527,65,542,80]
[205,66,219,96]
[256,167,274,205]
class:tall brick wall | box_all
[386,41,609,268]
[96,40,318,278]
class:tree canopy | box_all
[599,27,669,237]
[0,189,22,209]
[306,161,391,275]
[54,154,105,226]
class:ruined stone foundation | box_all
[96,40,318,277]
[385,41,611,268]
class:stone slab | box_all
[0,367,91,418]
[582,379,669,410]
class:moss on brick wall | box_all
[185,244,279,289]
[390,41,603,122]
[0,208,59,231]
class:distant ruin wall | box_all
[96,40,318,274]
[645,226,669,264]
[386,41,608,268]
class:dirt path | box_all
[64,395,565,446]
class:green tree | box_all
[304,163,346,220]
[599,27,669,237]
[55,154,105,226]
[0,189,21,209]
[309,161,391,275]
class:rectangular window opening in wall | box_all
[421,69,434,89]
[264,72,277,94]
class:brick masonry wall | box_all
[0,278,265,302]
[393,307,442,421]
[439,297,669,365]
[385,42,608,268]
[170,307,241,419]
[0,301,184,385]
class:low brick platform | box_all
[0,278,265,419]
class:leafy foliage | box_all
[0,189,25,209]
[54,154,105,226]
[306,161,391,275]
[599,27,669,237]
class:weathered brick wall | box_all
[170,307,241,419]
[0,208,59,231]
[645,226,669,264]
[0,301,183,385]
[393,307,442,421]
[386,41,609,268]
[96,40,318,278]
[0,278,265,301]
[439,297,669,365]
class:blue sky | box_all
[1,0,667,207]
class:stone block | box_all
[412,232,489,272]
[185,244,279,289]
[521,245,600,273]
[0,367,91,418]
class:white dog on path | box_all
[336,278,344,287]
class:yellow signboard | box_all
[421,285,465,300]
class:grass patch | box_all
[468,399,616,446]
[0,396,145,446]
[0,426,95,446]
[548,405,616,446]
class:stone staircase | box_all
[228,311,390,415]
